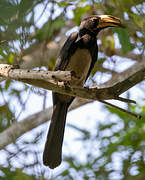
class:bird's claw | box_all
[84,86,90,91]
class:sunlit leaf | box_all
[132,14,145,28]
[8,53,15,64]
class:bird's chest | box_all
[66,49,91,86]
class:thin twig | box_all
[35,1,49,23]
[115,96,136,104]
[99,100,141,119]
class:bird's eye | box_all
[93,18,99,27]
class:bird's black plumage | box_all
[43,15,124,169]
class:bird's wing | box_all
[85,41,98,82]
[54,31,78,71]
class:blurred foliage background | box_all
[0,0,145,179]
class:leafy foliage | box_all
[0,0,144,179]
[56,104,145,180]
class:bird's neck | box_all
[79,28,96,38]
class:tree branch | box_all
[0,61,145,102]
[0,98,92,150]
[0,59,145,149]
[0,64,72,82]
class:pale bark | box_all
[0,98,91,149]
[0,64,72,82]
[0,58,144,149]
[0,61,145,101]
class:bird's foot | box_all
[84,86,90,91]
[71,70,80,80]
[12,64,20,69]
[57,81,64,86]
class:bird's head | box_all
[79,15,125,36]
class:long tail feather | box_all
[43,102,68,169]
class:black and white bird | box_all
[43,15,124,169]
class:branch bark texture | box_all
[0,61,145,102]
[0,60,145,149]
[0,98,91,150]
[0,64,71,82]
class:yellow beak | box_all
[97,15,125,29]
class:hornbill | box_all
[43,15,124,169]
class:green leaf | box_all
[0,167,36,180]
[8,53,15,64]
[0,0,17,21]
[35,16,65,41]
[102,36,115,50]
[5,80,12,90]
[0,104,14,132]
[106,105,134,121]
[132,14,145,28]
[19,0,33,16]
[106,5,113,14]
[114,28,133,54]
